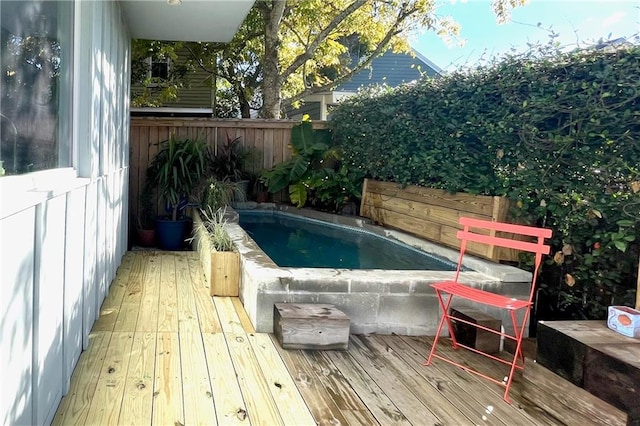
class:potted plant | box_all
[136,185,156,247]
[145,133,206,250]
[196,177,245,212]
[207,134,258,195]
[191,206,240,296]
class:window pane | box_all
[151,60,168,80]
[1,1,73,176]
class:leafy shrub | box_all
[330,45,640,319]
[261,115,364,211]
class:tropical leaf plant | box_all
[261,116,346,208]
[145,134,206,220]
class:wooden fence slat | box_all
[360,179,518,261]
[129,118,328,240]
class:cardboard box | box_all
[607,306,640,338]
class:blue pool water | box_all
[238,210,457,270]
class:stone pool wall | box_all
[225,203,533,336]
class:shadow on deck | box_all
[53,251,627,425]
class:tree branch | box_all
[282,0,368,78]
[282,4,416,109]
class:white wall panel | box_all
[33,195,66,425]
[0,209,35,426]
[82,181,98,348]
[62,186,86,394]
[96,177,108,310]
[1,1,131,423]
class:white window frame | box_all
[0,1,89,221]
[145,55,172,86]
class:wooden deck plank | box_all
[175,255,200,334]
[421,336,561,425]
[52,332,111,425]
[521,360,627,426]
[135,253,161,332]
[383,334,526,426]
[248,333,316,425]
[84,332,135,424]
[201,333,249,424]
[179,332,217,425]
[112,302,140,332]
[118,332,157,425]
[405,335,541,425]
[301,349,368,411]
[224,332,284,425]
[157,253,179,332]
[187,255,223,333]
[56,251,628,426]
[324,348,411,425]
[348,335,464,425]
[152,332,184,426]
[92,254,136,332]
[412,335,547,425]
[122,251,145,302]
[271,335,351,426]
[232,297,255,333]
[214,296,246,335]
[301,350,380,424]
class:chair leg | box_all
[424,291,452,365]
[502,309,531,403]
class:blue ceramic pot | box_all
[155,217,190,250]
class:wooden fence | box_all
[360,179,519,261]
[129,117,328,226]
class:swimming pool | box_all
[225,203,533,336]
[238,210,458,270]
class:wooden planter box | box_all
[360,179,520,261]
[192,210,240,297]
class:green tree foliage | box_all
[330,45,640,319]
[261,116,364,210]
[130,0,525,117]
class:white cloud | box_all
[602,11,627,28]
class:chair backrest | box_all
[454,217,552,302]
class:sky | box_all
[412,0,640,71]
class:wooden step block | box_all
[274,303,350,350]
[522,359,627,426]
[449,306,501,354]
[536,320,640,424]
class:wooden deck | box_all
[53,251,627,425]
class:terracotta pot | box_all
[137,228,156,247]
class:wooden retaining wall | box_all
[360,179,519,261]
[129,117,328,225]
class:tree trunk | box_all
[260,1,286,118]
[237,86,251,118]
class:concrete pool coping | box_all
[226,203,533,336]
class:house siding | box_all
[164,50,214,108]
[286,101,322,120]
[338,50,438,92]
[132,47,215,109]
[286,49,441,119]
[0,1,130,425]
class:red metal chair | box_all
[424,216,552,403]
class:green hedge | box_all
[330,46,640,319]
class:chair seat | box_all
[431,281,532,310]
